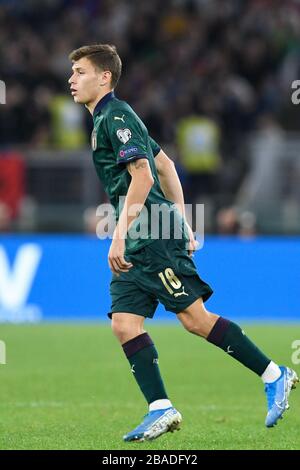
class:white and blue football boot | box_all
[265,366,299,427]
[123,407,182,442]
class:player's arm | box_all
[109,158,154,275]
[114,158,154,239]
[106,110,155,275]
[155,149,185,218]
[154,149,198,256]
[149,136,186,218]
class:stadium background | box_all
[0,0,300,451]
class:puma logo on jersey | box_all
[174,286,189,297]
[114,114,125,123]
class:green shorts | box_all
[108,237,213,319]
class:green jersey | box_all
[92,91,187,254]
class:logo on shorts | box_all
[116,128,132,144]
[174,286,189,297]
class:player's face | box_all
[68,57,103,105]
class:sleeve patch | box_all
[116,128,132,144]
[119,146,139,158]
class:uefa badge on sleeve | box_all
[116,128,132,144]
[91,128,97,150]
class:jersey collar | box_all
[93,91,115,117]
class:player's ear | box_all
[100,70,112,86]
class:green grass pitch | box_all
[0,323,299,450]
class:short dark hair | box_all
[69,44,122,88]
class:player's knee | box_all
[111,315,144,343]
[111,317,130,339]
[180,310,219,338]
[182,318,205,336]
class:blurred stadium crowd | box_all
[0,0,300,234]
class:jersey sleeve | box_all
[105,109,149,165]
[149,136,161,157]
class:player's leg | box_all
[177,298,273,374]
[177,297,299,426]
[111,312,181,441]
[111,312,169,405]
[111,311,146,344]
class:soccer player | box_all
[69,44,298,442]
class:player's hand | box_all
[108,237,133,276]
[185,222,199,257]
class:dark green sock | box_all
[207,317,271,376]
[122,333,168,404]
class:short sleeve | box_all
[149,136,161,157]
[105,110,149,165]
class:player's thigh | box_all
[109,273,158,343]
[109,276,158,321]
[141,238,213,317]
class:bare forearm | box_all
[158,162,186,218]
[115,179,153,239]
